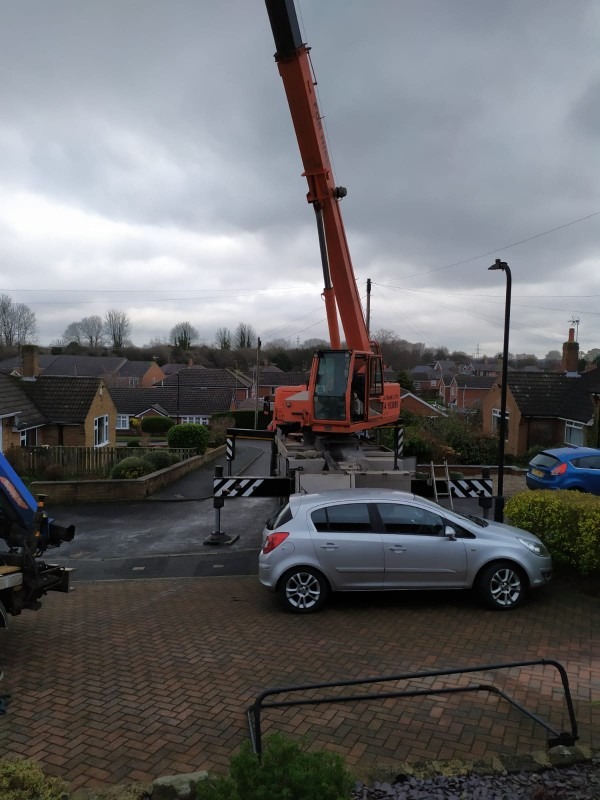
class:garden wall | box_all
[31,446,225,504]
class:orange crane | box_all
[265,0,401,438]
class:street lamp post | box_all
[488,258,512,522]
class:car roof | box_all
[540,446,600,460]
[292,489,418,504]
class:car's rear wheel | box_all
[476,561,527,610]
[279,567,328,614]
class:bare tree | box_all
[234,322,256,349]
[215,327,232,350]
[104,309,131,349]
[80,315,104,347]
[170,321,199,349]
[13,303,37,344]
[63,321,83,345]
[0,295,37,346]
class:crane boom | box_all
[265,0,401,436]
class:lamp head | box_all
[489,258,508,271]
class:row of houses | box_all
[1,333,599,458]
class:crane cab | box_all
[272,349,400,436]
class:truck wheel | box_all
[279,567,328,613]
[476,561,526,610]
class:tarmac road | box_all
[47,440,279,582]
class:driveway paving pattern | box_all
[1,576,598,791]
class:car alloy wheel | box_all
[477,561,525,610]
[280,567,327,613]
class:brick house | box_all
[449,375,495,410]
[0,372,116,449]
[25,376,117,447]
[108,386,236,432]
[400,391,446,418]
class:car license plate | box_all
[531,468,545,478]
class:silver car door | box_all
[309,502,384,589]
[375,502,467,588]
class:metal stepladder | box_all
[429,461,453,509]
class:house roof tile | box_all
[0,373,47,428]
[108,386,234,416]
[24,376,104,423]
[508,373,594,423]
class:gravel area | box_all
[353,758,600,799]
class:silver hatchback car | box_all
[259,489,552,613]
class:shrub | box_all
[143,449,175,471]
[505,490,600,575]
[0,757,68,800]
[140,415,175,435]
[42,463,64,481]
[209,415,236,447]
[110,456,154,479]
[126,439,140,447]
[167,423,210,454]
[196,733,354,800]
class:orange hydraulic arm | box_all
[265,0,371,353]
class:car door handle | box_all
[320,544,339,550]
[387,546,407,553]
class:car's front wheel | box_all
[279,567,328,614]
[476,561,527,610]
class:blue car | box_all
[526,446,600,494]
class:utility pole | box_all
[254,337,262,429]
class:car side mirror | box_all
[444,525,457,540]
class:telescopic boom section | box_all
[265,0,371,353]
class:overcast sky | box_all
[1,0,599,358]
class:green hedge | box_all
[140,415,175,434]
[0,758,68,800]
[167,423,210,454]
[196,733,354,800]
[505,490,600,575]
[110,456,154,479]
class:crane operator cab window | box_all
[313,351,349,421]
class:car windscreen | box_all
[530,453,561,469]
[265,503,293,531]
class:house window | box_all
[565,420,584,446]
[20,428,38,447]
[116,415,130,430]
[491,408,510,440]
[180,416,209,425]
[94,415,109,447]
[128,377,139,387]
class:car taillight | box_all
[262,532,289,554]
[551,463,567,475]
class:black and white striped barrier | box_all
[214,476,294,498]
[449,479,493,498]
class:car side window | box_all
[572,456,600,470]
[311,503,373,533]
[375,503,444,536]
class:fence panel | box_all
[6,446,195,479]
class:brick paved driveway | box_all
[1,577,598,791]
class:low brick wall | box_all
[31,446,225,504]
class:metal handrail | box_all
[247,659,578,758]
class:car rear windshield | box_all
[530,453,561,469]
[265,503,293,531]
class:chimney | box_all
[21,345,40,379]
[562,328,579,377]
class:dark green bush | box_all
[110,456,154,479]
[140,415,175,434]
[0,758,68,800]
[143,450,175,471]
[42,463,64,481]
[404,433,433,462]
[167,423,210,454]
[505,490,600,575]
[196,733,354,800]
[126,439,140,447]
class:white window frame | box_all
[20,428,38,447]
[94,414,110,447]
[116,415,130,430]
[564,420,584,446]
[491,408,510,440]
[180,416,209,426]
